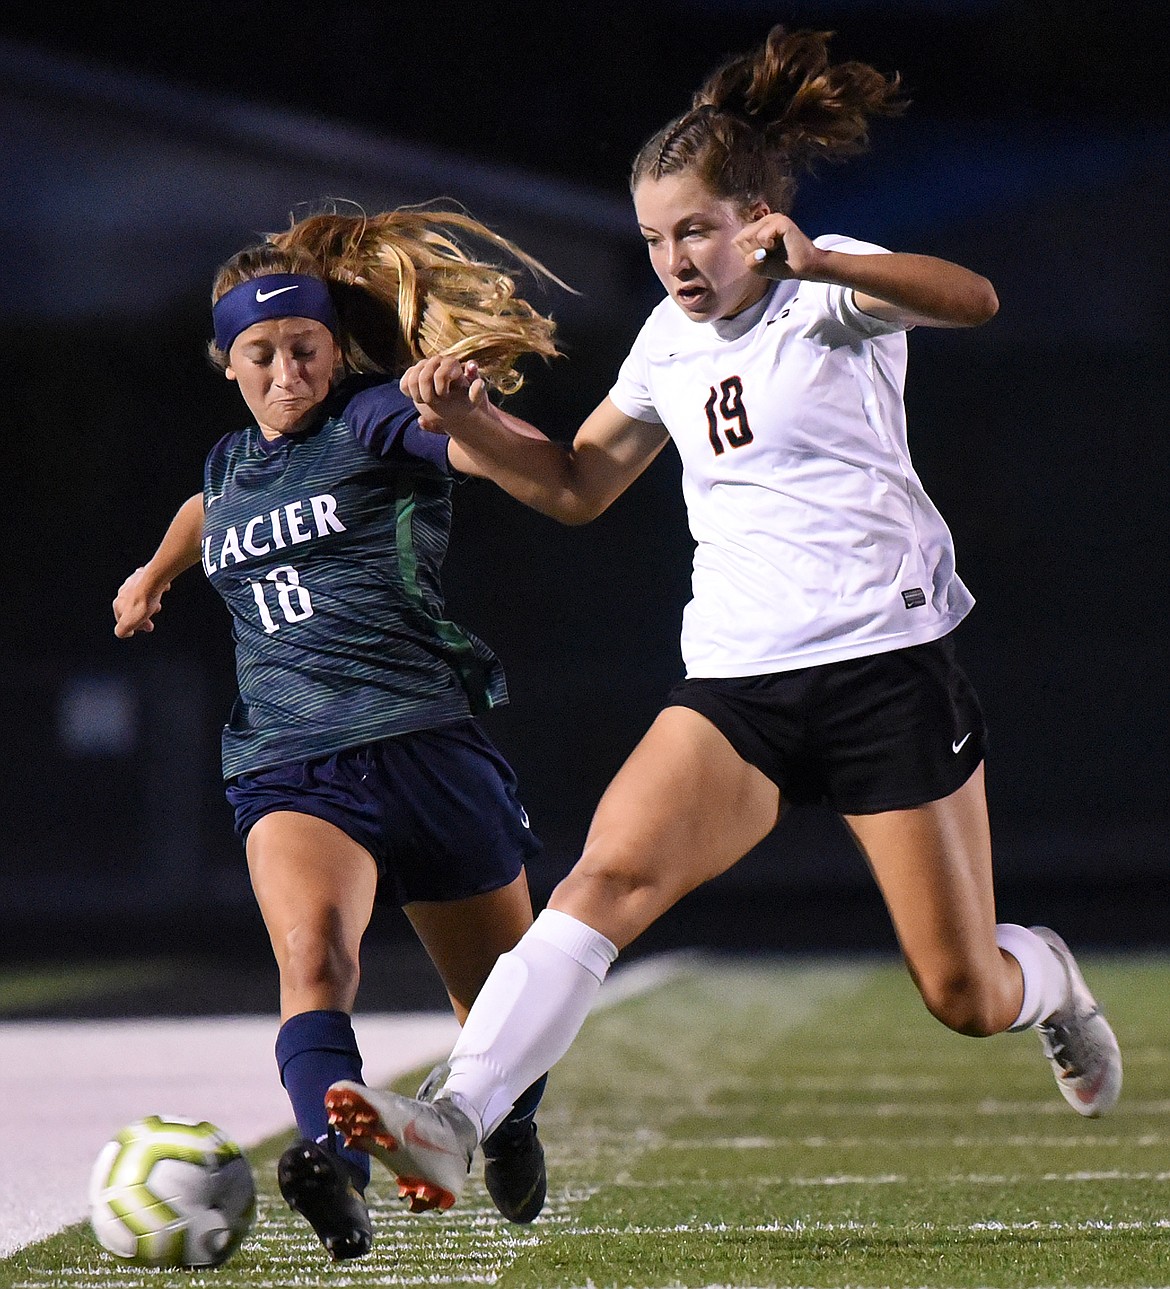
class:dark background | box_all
[0,0,1166,989]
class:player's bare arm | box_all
[402,356,669,525]
[737,212,998,329]
[112,492,205,637]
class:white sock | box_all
[996,923,1067,1031]
[439,909,618,1140]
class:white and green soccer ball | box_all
[88,1114,255,1268]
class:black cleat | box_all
[482,1122,547,1224]
[278,1139,373,1260]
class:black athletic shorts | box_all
[225,720,542,906]
[663,631,987,815]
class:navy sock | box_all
[275,1009,370,1189]
[483,1074,547,1154]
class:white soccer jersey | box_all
[609,233,974,678]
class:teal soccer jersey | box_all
[202,377,507,778]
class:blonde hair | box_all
[631,25,906,214]
[209,205,568,394]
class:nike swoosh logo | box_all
[404,1117,461,1157]
[952,732,972,754]
[255,284,300,302]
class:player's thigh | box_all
[552,705,781,948]
[843,763,1001,981]
[246,809,379,955]
[404,870,535,1021]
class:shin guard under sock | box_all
[275,1009,370,1188]
[441,910,617,1139]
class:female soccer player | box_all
[112,209,566,1257]
[323,26,1123,1211]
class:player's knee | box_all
[558,852,660,910]
[916,967,1004,1037]
[279,921,360,997]
[552,838,689,949]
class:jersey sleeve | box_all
[815,234,913,338]
[342,380,452,472]
[608,320,664,424]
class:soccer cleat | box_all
[325,1081,476,1212]
[277,1139,372,1261]
[483,1121,547,1223]
[1030,925,1122,1117]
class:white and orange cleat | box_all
[325,1082,476,1212]
[1031,926,1122,1117]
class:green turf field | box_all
[4,954,1168,1288]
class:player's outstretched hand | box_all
[735,212,821,281]
[113,567,170,638]
[401,356,488,433]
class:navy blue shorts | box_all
[664,631,987,815]
[224,720,542,906]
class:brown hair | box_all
[630,25,906,214]
[208,206,568,395]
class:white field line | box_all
[544,1215,1170,1235]
[663,1133,1169,1149]
[670,1097,1170,1118]
[5,1267,512,1285]
[757,1045,1169,1070]
[551,1285,1170,1289]
[608,1170,1170,1188]
[19,1195,1167,1288]
[548,1281,1170,1289]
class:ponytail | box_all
[210,205,567,395]
[631,25,905,212]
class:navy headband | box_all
[212,273,339,352]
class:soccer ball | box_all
[88,1114,255,1268]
